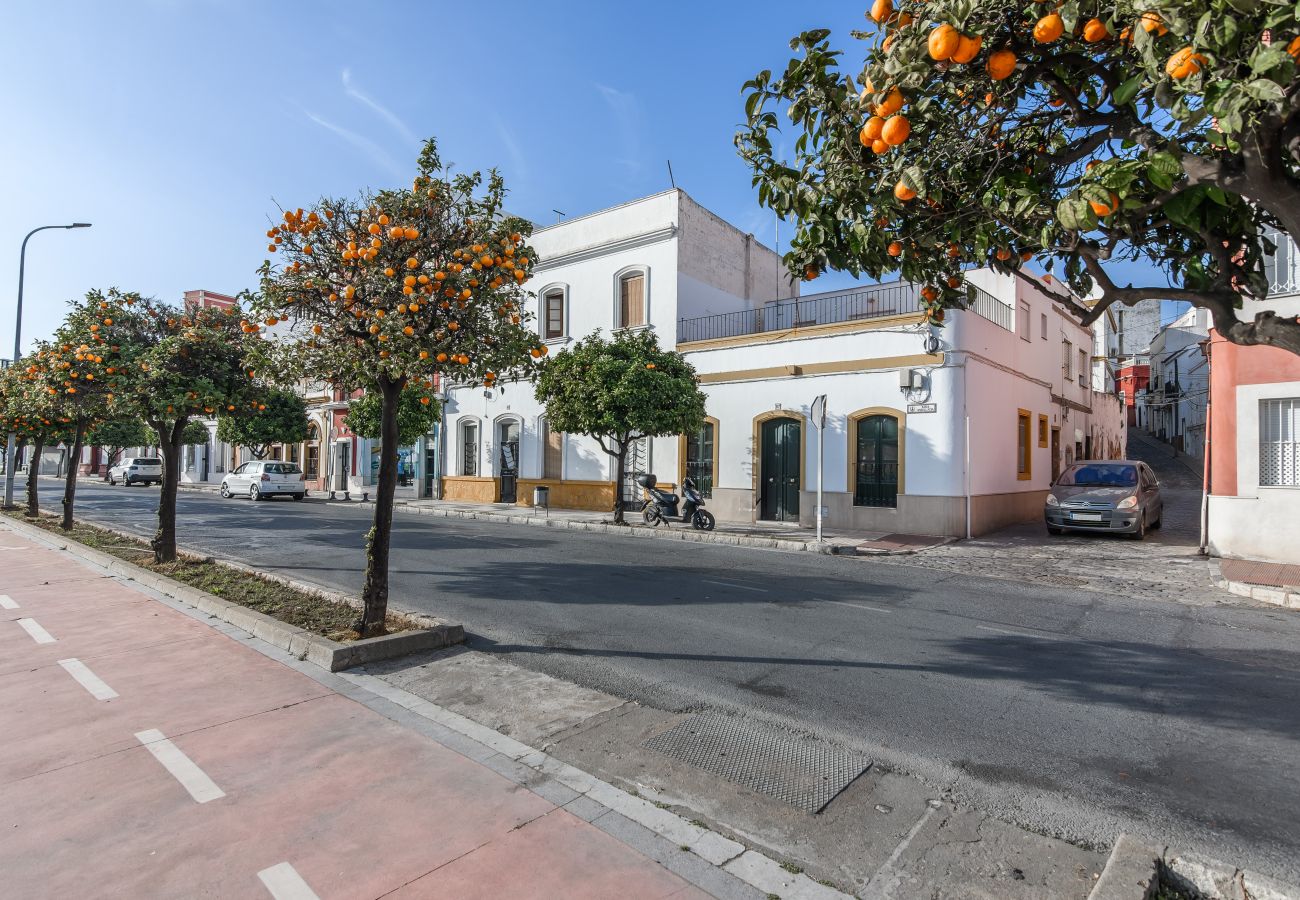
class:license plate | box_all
[1071,512,1103,522]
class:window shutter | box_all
[620,274,645,327]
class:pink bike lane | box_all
[0,527,718,899]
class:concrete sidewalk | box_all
[0,525,792,899]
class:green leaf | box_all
[1243,77,1286,101]
[1113,74,1144,106]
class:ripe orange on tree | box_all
[1033,13,1064,43]
[881,114,910,145]
[928,24,959,60]
[986,49,1016,80]
[894,180,918,201]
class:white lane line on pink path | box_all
[58,658,119,700]
[134,729,225,803]
[16,617,55,644]
[0,594,18,609]
[258,863,321,900]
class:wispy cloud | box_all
[303,110,405,178]
[492,115,528,181]
[342,68,419,147]
[596,83,643,175]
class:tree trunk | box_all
[152,420,185,564]
[611,439,627,525]
[61,420,87,531]
[25,435,44,517]
[359,377,403,637]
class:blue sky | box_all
[1,1,1169,356]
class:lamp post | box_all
[3,223,93,509]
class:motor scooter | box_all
[636,473,716,531]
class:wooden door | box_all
[760,418,801,521]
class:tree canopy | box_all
[739,0,1300,354]
[216,386,309,459]
[346,384,440,447]
[251,137,546,635]
[535,330,707,523]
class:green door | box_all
[760,418,801,521]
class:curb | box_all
[1087,834,1300,900]
[0,514,463,671]
[1217,577,1300,610]
[359,499,844,556]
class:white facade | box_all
[1143,307,1210,457]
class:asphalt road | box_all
[42,478,1300,882]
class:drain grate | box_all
[643,713,870,813]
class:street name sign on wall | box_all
[907,403,937,414]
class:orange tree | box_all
[81,288,257,562]
[250,138,543,636]
[0,359,68,516]
[738,0,1300,354]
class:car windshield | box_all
[265,463,301,474]
[1057,464,1137,487]
[134,459,161,466]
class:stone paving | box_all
[871,432,1234,608]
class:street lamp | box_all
[3,223,93,509]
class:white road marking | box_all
[862,800,943,899]
[258,863,321,900]
[134,729,225,803]
[16,617,56,644]
[703,579,768,593]
[975,624,1063,641]
[58,658,118,700]
[0,594,18,609]
[822,599,892,613]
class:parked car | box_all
[220,461,306,501]
[107,457,162,486]
[1044,460,1163,539]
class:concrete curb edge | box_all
[0,514,463,671]
[1087,833,1300,900]
[1217,576,1300,610]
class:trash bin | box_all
[533,485,549,514]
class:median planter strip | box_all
[0,513,462,671]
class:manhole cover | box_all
[643,713,870,813]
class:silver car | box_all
[108,456,162,486]
[1044,460,1164,539]
[220,460,306,501]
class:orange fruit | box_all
[1082,18,1109,42]
[874,87,904,116]
[869,0,892,23]
[986,49,1017,80]
[1139,12,1169,35]
[928,24,959,60]
[950,34,982,64]
[1165,47,1206,79]
[1020,250,1034,262]
[921,285,939,302]
[887,241,903,256]
[946,275,961,288]
[871,138,890,154]
[861,115,886,143]
[995,247,1012,261]
[1034,13,1064,43]
[406,257,419,269]
[368,223,380,235]
[881,114,911,145]
[894,180,918,201]
[947,244,961,258]
[1289,36,1300,60]
[378,214,390,225]
[1089,192,1121,217]
[436,352,448,363]
[804,266,820,281]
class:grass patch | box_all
[6,511,418,642]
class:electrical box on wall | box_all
[899,369,924,391]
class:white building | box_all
[1143,307,1210,458]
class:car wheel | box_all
[1130,514,1146,540]
[250,485,262,501]
[1046,525,1063,536]
[125,476,134,486]
[219,483,231,499]
[292,493,304,502]
[108,475,116,486]
[1150,513,1162,530]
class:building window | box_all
[1040,313,1048,340]
[854,414,900,507]
[1017,409,1032,481]
[1017,301,1031,341]
[1078,348,1088,386]
[685,421,716,498]
[461,421,479,476]
[543,289,565,340]
[540,417,562,480]
[618,271,646,328]
[1038,414,1049,448]
[305,425,320,480]
[1260,398,1300,486]
[1062,339,1073,380]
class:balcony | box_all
[676,280,1012,344]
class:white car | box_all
[220,460,306,501]
[108,457,162,486]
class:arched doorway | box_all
[758,415,801,522]
[497,418,520,503]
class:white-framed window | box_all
[616,267,648,329]
[1062,339,1074,379]
[1260,397,1300,486]
[538,283,568,340]
[1078,348,1087,386]
[539,416,562,479]
[1017,301,1031,341]
[459,420,480,476]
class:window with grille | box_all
[619,272,646,328]
[1078,348,1087,386]
[1017,409,1032,480]
[543,290,565,339]
[461,422,479,476]
[1262,227,1300,297]
[685,422,715,498]
[1062,340,1073,379]
[854,415,899,507]
[1260,398,1299,486]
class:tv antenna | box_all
[553,209,566,223]
[667,159,676,189]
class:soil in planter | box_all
[7,512,418,642]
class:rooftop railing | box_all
[676,280,1012,343]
